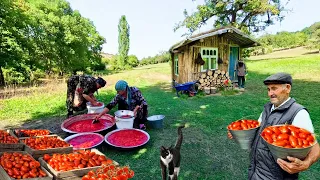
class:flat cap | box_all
[263,72,292,85]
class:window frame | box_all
[174,54,179,76]
[200,47,218,72]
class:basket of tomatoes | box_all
[261,125,317,160]
[227,120,260,150]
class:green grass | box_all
[1,56,320,179]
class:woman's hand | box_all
[133,105,141,117]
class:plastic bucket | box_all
[147,115,165,129]
[229,126,260,150]
[114,110,135,129]
[86,102,105,114]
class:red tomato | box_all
[279,126,289,134]
[306,135,314,143]
[289,135,298,148]
[273,140,287,147]
[264,128,273,136]
[290,130,299,138]
[270,127,281,135]
[277,133,289,141]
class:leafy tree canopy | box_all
[174,0,290,35]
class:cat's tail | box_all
[175,125,185,150]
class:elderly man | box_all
[248,72,320,179]
[228,72,320,179]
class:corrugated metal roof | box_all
[170,27,260,52]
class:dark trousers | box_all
[238,76,245,88]
[66,77,86,117]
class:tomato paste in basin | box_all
[66,133,104,149]
[106,129,149,148]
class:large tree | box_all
[0,0,105,86]
[118,15,130,69]
[174,0,290,35]
[0,0,33,86]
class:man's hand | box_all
[277,156,309,174]
[227,128,233,139]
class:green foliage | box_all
[140,51,171,66]
[128,55,139,67]
[175,0,289,35]
[118,15,130,69]
[250,31,309,56]
[0,0,105,85]
[306,27,320,51]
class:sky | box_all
[67,0,320,59]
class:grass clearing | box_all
[0,56,319,179]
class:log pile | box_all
[197,70,231,90]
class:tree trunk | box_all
[0,66,5,87]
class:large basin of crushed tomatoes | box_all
[64,133,104,149]
[61,114,115,133]
[105,129,150,148]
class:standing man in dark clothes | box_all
[66,75,106,118]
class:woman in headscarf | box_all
[96,80,148,129]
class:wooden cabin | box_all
[169,27,259,87]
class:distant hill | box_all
[101,52,114,59]
[251,22,320,56]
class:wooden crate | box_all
[13,129,54,139]
[0,130,24,152]
[39,149,118,180]
[20,135,73,159]
[0,151,53,180]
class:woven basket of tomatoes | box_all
[261,125,317,160]
[38,149,118,180]
[0,130,24,152]
[228,120,260,150]
[0,151,53,180]
[20,135,73,159]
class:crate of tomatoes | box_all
[14,129,53,139]
[0,130,24,152]
[261,125,317,160]
[20,135,73,159]
[227,119,260,150]
[38,149,118,180]
[81,164,134,180]
[0,151,53,180]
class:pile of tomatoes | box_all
[227,120,260,130]
[22,136,70,150]
[82,164,134,180]
[15,129,50,137]
[0,130,19,144]
[0,152,47,179]
[261,125,315,148]
[43,149,113,172]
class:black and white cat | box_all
[160,125,185,180]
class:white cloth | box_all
[258,97,314,133]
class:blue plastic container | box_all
[147,115,165,129]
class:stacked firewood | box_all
[197,70,231,90]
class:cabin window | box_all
[200,48,218,71]
[174,54,179,76]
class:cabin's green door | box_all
[229,47,239,81]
